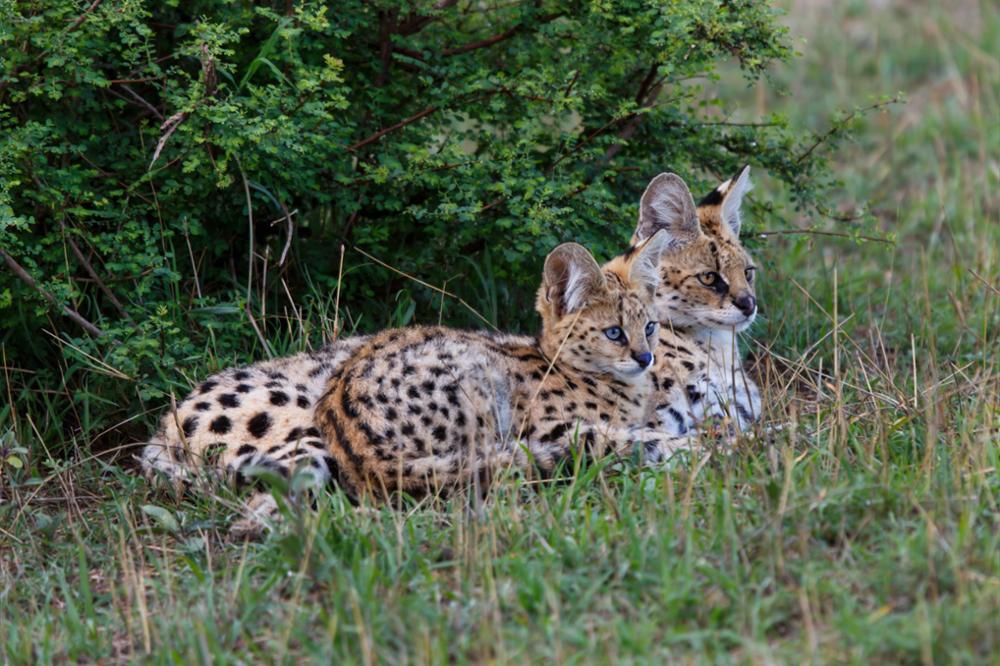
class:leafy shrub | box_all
[0,0,833,451]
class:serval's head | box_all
[536,231,670,382]
[630,167,758,332]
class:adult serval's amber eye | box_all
[697,271,719,287]
[745,267,756,283]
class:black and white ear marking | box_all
[634,173,701,249]
[720,165,752,237]
[543,243,606,317]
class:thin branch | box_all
[60,220,131,320]
[353,246,498,331]
[117,83,164,121]
[236,157,273,358]
[796,97,901,164]
[148,110,188,168]
[757,228,894,244]
[443,12,562,56]
[273,205,297,267]
[0,247,104,337]
[347,105,438,151]
[66,0,102,33]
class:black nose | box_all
[733,294,756,316]
[632,351,653,368]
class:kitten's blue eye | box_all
[604,326,624,342]
[645,321,657,337]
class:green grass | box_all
[1,1,998,663]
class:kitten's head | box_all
[630,167,758,332]
[536,231,670,382]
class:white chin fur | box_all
[613,363,648,381]
[664,306,755,331]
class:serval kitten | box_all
[314,232,686,501]
[631,167,762,431]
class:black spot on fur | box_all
[194,401,211,411]
[308,364,330,378]
[401,422,415,436]
[209,415,232,435]
[264,380,281,389]
[181,416,198,438]
[407,386,420,399]
[285,427,303,442]
[666,408,688,434]
[385,406,398,421]
[235,384,253,393]
[247,412,272,439]
[432,425,447,441]
[269,390,289,406]
[219,393,240,408]
[198,380,217,394]
[237,444,257,456]
[540,423,569,443]
[297,395,310,408]
[234,371,249,380]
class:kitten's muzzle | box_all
[631,351,653,368]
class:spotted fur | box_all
[631,167,762,430]
[139,337,369,524]
[314,233,690,501]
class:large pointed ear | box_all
[634,173,700,249]
[627,228,671,296]
[718,165,752,236]
[542,243,606,317]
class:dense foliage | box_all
[1,0,829,450]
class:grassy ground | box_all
[2,1,997,663]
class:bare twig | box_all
[273,205,297,267]
[0,247,104,337]
[148,110,189,169]
[66,0,102,33]
[757,228,894,244]
[117,84,164,121]
[796,97,901,164]
[347,105,439,151]
[442,13,562,56]
[236,157,273,358]
[353,246,499,331]
[59,220,131,319]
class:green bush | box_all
[0,0,833,451]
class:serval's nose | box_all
[733,294,756,317]
[631,351,653,368]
